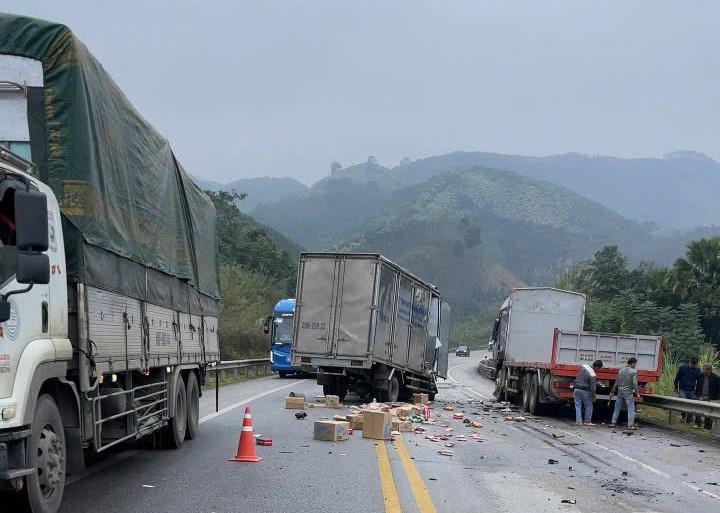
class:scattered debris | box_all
[552,433,565,439]
[443,406,455,411]
[142,485,155,488]
[622,471,628,476]
[560,499,576,504]
[548,459,559,465]
[438,450,454,457]
[295,411,307,420]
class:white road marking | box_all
[66,380,301,487]
[555,427,720,501]
[446,360,493,400]
[199,380,299,424]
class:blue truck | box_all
[264,299,308,377]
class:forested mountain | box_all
[392,150,720,229]
[335,167,649,317]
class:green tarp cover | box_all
[0,13,219,299]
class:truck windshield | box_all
[273,316,294,345]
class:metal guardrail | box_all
[642,394,720,435]
[215,358,271,381]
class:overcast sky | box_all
[4,1,719,185]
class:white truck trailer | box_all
[0,14,220,513]
[490,288,663,414]
[292,253,451,402]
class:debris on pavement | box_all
[294,411,307,420]
[548,459,559,465]
[437,450,454,457]
[560,499,576,504]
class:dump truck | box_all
[292,253,451,402]
[0,14,219,513]
[490,288,663,414]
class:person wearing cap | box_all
[694,363,720,430]
[610,357,640,430]
[573,359,603,426]
[674,357,701,424]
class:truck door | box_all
[334,257,376,357]
[392,276,413,368]
[372,264,397,363]
[294,256,340,356]
[436,301,451,378]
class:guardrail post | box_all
[233,368,238,378]
[219,369,225,381]
[245,366,249,378]
[668,411,676,425]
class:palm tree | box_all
[673,237,720,299]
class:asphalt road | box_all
[49,353,720,512]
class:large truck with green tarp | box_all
[0,14,220,513]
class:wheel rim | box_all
[528,377,537,413]
[37,424,64,498]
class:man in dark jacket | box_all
[694,364,720,430]
[674,357,700,423]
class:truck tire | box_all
[387,375,400,403]
[24,394,66,513]
[521,374,531,411]
[527,374,539,415]
[278,371,287,378]
[164,375,187,449]
[185,372,200,440]
[323,381,348,401]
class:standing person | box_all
[610,357,640,430]
[574,360,603,426]
[674,357,700,424]
[694,364,720,430]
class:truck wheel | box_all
[24,394,66,513]
[278,371,287,378]
[527,375,539,415]
[164,375,187,449]
[336,381,348,402]
[323,383,333,396]
[387,375,400,403]
[521,375,531,411]
[185,372,200,440]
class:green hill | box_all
[336,167,650,316]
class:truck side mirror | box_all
[491,317,500,341]
[15,190,49,252]
[16,251,50,284]
[263,316,273,334]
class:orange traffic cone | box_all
[230,406,262,462]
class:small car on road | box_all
[455,346,470,357]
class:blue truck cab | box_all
[264,299,313,377]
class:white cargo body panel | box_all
[293,253,449,377]
[146,303,178,356]
[504,288,585,365]
[555,331,662,371]
[203,316,220,358]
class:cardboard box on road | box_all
[313,420,350,441]
[346,414,364,430]
[398,405,415,417]
[362,411,392,440]
[413,393,429,405]
[325,395,340,408]
[285,392,305,409]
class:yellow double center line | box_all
[375,435,438,513]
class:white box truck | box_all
[0,15,220,513]
[490,288,663,414]
[292,253,451,402]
